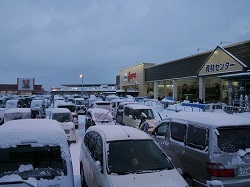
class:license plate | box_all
[238,166,250,176]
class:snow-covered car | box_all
[123,104,157,133]
[0,97,6,108]
[4,108,31,123]
[152,112,250,187]
[89,100,112,114]
[85,108,115,131]
[79,125,188,187]
[57,102,78,129]
[74,98,87,115]
[30,99,46,118]
[0,108,7,125]
[0,119,74,187]
[110,98,127,118]
[49,108,77,143]
[115,101,138,124]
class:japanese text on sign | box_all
[206,61,235,73]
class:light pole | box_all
[80,74,84,97]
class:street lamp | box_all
[80,74,84,97]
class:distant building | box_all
[50,84,116,97]
[0,78,44,95]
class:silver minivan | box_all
[152,112,250,187]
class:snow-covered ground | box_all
[70,115,85,187]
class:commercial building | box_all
[0,78,44,95]
[117,40,250,105]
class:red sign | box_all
[127,71,137,81]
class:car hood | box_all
[109,169,187,187]
[61,122,74,129]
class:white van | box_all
[4,108,31,123]
[49,108,77,143]
[0,119,74,187]
[123,104,157,133]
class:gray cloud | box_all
[0,0,250,90]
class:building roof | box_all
[145,40,250,81]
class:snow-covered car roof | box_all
[92,101,111,104]
[57,102,75,106]
[124,104,153,110]
[0,119,68,148]
[51,108,71,113]
[168,112,250,127]
[4,108,31,114]
[87,125,151,142]
[74,98,85,101]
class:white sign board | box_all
[17,78,34,91]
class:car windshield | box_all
[52,113,71,123]
[217,126,250,153]
[5,112,30,122]
[57,105,76,112]
[0,145,67,180]
[134,109,154,119]
[94,113,112,122]
[75,100,85,105]
[108,140,173,175]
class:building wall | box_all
[119,63,155,96]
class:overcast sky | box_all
[0,0,250,90]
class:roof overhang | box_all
[218,72,250,80]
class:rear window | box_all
[217,126,250,153]
[52,113,71,123]
[187,125,209,151]
[0,145,67,179]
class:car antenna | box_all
[119,126,130,138]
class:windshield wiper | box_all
[96,113,105,121]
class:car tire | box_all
[183,174,194,187]
[80,164,88,187]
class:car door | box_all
[152,121,170,152]
[90,133,109,187]
[82,132,96,186]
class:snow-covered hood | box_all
[61,122,74,129]
[108,169,187,187]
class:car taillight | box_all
[206,162,235,177]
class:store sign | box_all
[124,71,137,82]
[17,78,34,91]
[199,46,245,76]
[205,61,235,73]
